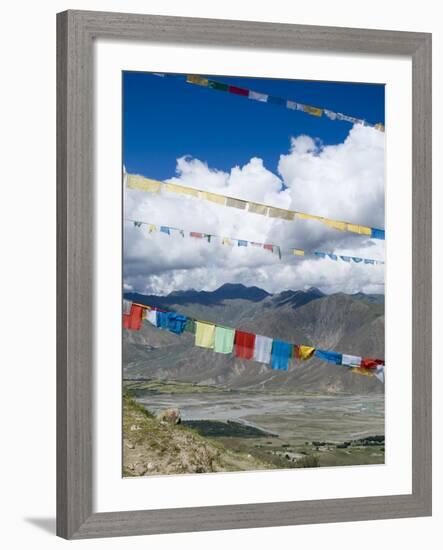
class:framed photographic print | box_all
[57,10,432,539]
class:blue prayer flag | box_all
[271,340,292,371]
[314,349,342,365]
[160,226,171,235]
[371,228,385,240]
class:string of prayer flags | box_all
[127,218,384,265]
[123,300,385,383]
[183,74,384,131]
[125,174,386,240]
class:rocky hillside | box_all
[123,284,385,394]
[123,393,272,476]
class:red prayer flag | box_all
[122,304,143,331]
[190,232,204,238]
[361,358,384,369]
[228,85,249,97]
[263,244,274,252]
[234,330,256,360]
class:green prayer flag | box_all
[214,326,235,354]
[184,318,196,334]
[208,80,229,92]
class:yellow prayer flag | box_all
[347,223,372,236]
[195,321,215,349]
[268,207,295,221]
[374,123,385,132]
[164,182,200,197]
[147,224,157,233]
[322,218,347,232]
[226,197,247,210]
[186,75,209,87]
[295,212,324,222]
[292,249,305,256]
[221,237,233,246]
[299,345,315,360]
[200,191,226,205]
[351,367,375,378]
[303,105,323,117]
[248,202,269,216]
[127,175,162,193]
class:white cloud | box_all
[124,124,385,296]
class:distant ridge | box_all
[123,284,385,394]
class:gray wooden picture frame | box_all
[57,9,432,539]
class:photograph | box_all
[121,70,386,477]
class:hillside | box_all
[123,393,273,475]
[123,284,385,394]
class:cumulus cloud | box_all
[124,124,385,296]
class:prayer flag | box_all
[237,240,248,247]
[303,105,323,117]
[361,358,385,369]
[221,237,233,246]
[371,228,385,240]
[374,365,385,383]
[190,232,204,239]
[123,299,132,314]
[214,326,235,354]
[145,308,157,326]
[195,321,215,349]
[234,331,256,360]
[160,226,171,235]
[351,367,375,378]
[267,95,286,106]
[123,304,143,331]
[208,80,228,92]
[184,318,196,334]
[296,345,315,361]
[200,191,226,205]
[253,335,273,364]
[247,202,269,215]
[324,109,338,120]
[147,224,157,233]
[248,90,268,102]
[226,197,247,210]
[341,354,362,367]
[292,249,305,256]
[228,85,249,96]
[347,223,372,236]
[322,218,347,231]
[127,175,161,193]
[187,74,209,86]
[268,207,295,221]
[164,182,199,197]
[314,349,342,365]
[271,340,292,371]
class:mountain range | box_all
[123,284,385,394]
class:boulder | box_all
[156,408,181,425]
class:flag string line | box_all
[124,300,385,380]
[152,72,385,132]
[125,174,386,241]
[125,218,385,266]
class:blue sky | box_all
[123,71,385,295]
[123,72,385,180]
